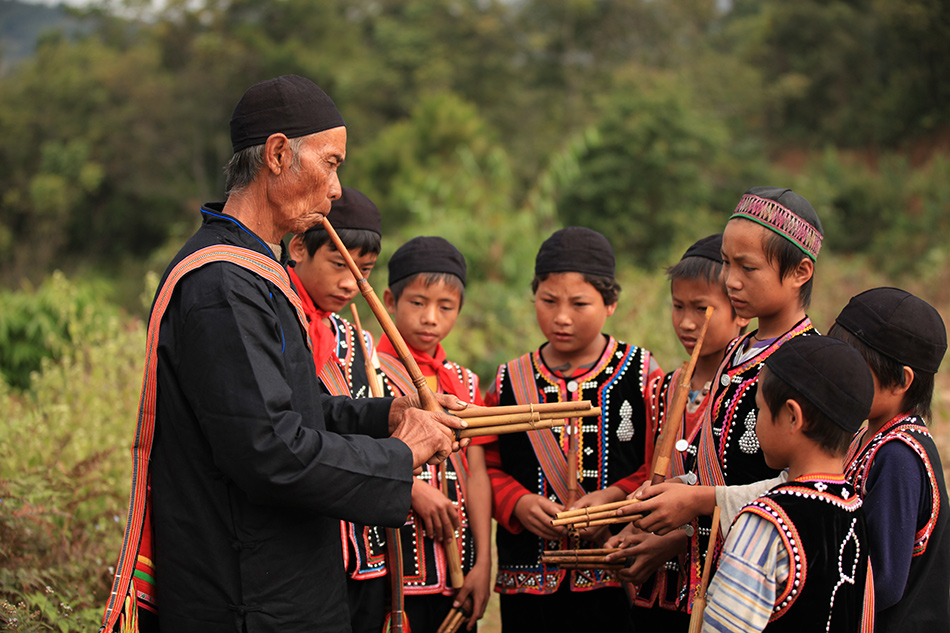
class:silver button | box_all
[720,373,731,387]
[567,380,579,393]
[675,439,689,453]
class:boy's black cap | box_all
[388,236,467,286]
[731,186,823,261]
[766,336,873,433]
[834,287,947,374]
[681,233,723,263]
[230,75,345,153]
[535,226,615,278]
[306,187,381,236]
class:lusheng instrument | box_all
[318,214,465,588]
[550,306,715,531]
[319,215,603,589]
[540,548,628,571]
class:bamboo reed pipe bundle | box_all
[688,506,722,633]
[542,548,623,556]
[458,417,571,439]
[436,599,471,633]
[455,400,593,418]
[554,498,640,520]
[462,406,602,428]
[556,513,644,529]
[320,215,464,589]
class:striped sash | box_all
[507,352,586,505]
[100,245,309,632]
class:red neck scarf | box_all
[287,266,335,372]
[377,333,468,400]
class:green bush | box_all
[0,273,119,391]
[0,276,143,632]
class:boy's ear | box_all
[382,287,396,314]
[605,302,617,317]
[289,234,308,260]
[891,366,915,397]
[788,257,814,289]
[784,398,805,433]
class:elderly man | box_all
[101,76,467,633]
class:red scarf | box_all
[287,266,335,373]
[376,334,468,400]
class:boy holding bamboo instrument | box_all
[377,236,492,632]
[612,187,825,620]
[703,335,875,632]
[584,234,748,628]
[287,187,391,633]
[482,226,663,631]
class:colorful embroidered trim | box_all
[731,193,822,261]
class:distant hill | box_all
[0,0,87,73]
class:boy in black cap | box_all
[589,234,749,628]
[703,336,875,632]
[482,226,663,631]
[830,287,950,631]
[287,186,390,633]
[377,236,492,632]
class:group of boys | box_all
[293,179,949,633]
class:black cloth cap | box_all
[388,236,467,286]
[766,335,874,433]
[834,287,947,374]
[306,187,381,236]
[230,75,345,153]
[535,226,615,278]
[681,233,723,264]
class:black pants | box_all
[499,584,633,632]
[346,575,387,633]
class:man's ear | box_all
[263,133,291,175]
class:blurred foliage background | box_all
[1,0,949,629]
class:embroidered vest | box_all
[737,477,873,633]
[845,414,950,631]
[492,337,661,594]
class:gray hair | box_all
[224,136,305,195]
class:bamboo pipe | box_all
[651,306,714,485]
[458,417,569,439]
[455,400,593,419]
[351,305,406,633]
[320,214,465,589]
[461,407,600,428]
[554,498,639,520]
[688,506,721,633]
[566,416,580,508]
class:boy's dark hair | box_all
[758,365,854,456]
[301,228,381,258]
[762,230,815,309]
[829,323,935,422]
[531,272,621,306]
[389,272,465,308]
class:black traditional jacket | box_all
[149,205,412,633]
